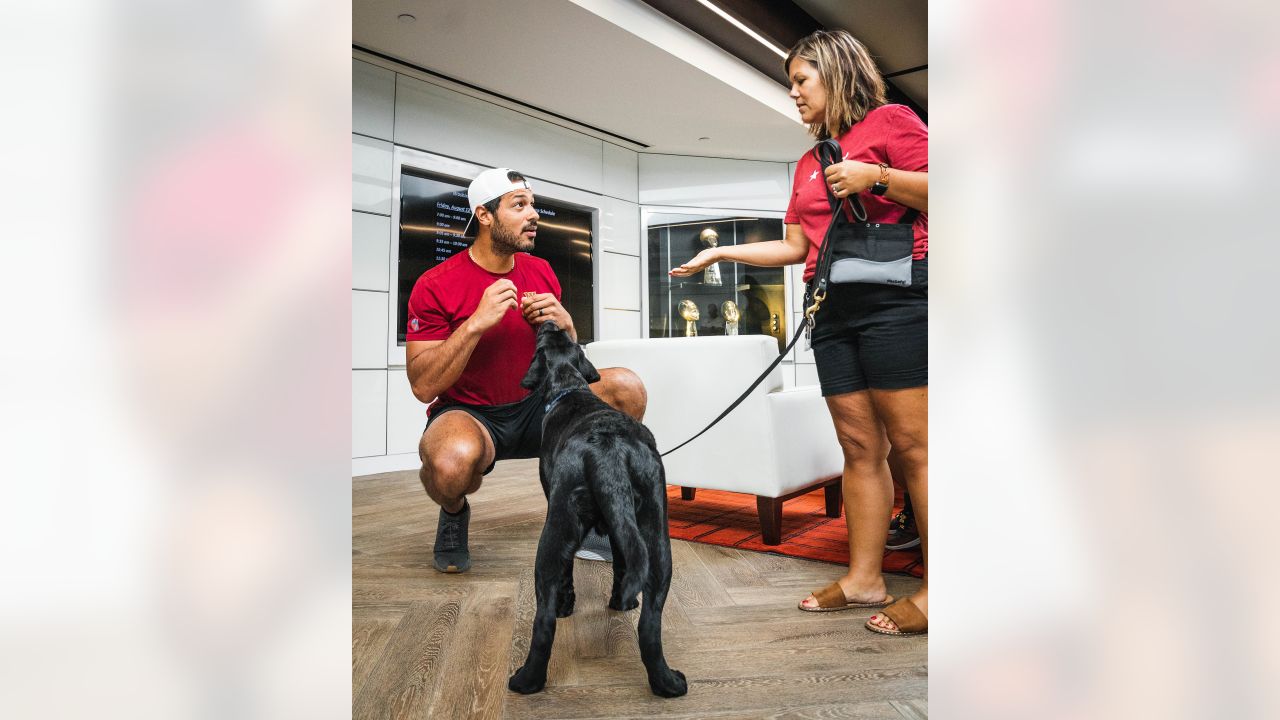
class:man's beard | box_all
[491,219,536,254]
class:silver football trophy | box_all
[698,228,723,287]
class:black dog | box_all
[507,321,687,698]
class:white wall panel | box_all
[796,363,820,388]
[781,363,796,390]
[603,143,638,202]
[395,75,604,193]
[353,135,393,215]
[353,211,390,291]
[600,197,639,257]
[353,59,395,141]
[353,290,388,369]
[386,369,429,456]
[598,309,642,341]
[638,154,791,211]
[601,252,640,311]
[791,312,815,364]
[790,264,806,309]
[353,370,387,458]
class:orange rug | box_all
[665,485,923,577]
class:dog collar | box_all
[544,389,575,415]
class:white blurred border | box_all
[933,0,1280,718]
[0,2,351,718]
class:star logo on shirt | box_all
[808,170,819,182]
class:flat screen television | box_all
[396,168,595,345]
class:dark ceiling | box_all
[637,0,927,121]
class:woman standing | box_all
[670,30,928,636]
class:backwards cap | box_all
[462,167,532,236]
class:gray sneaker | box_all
[574,528,613,562]
[433,500,471,573]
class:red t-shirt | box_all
[406,250,562,409]
[785,104,929,282]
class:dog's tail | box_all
[590,449,650,606]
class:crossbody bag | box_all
[804,139,919,328]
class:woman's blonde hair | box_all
[785,30,887,140]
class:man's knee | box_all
[595,367,647,421]
[420,437,486,495]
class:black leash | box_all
[659,322,809,457]
[658,141,851,458]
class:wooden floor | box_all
[354,459,927,720]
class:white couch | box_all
[583,336,844,545]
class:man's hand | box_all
[467,279,518,333]
[521,292,574,338]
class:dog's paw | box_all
[508,666,547,695]
[555,592,576,618]
[608,593,640,611]
[649,669,688,698]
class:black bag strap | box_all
[811,139,857,302]
[659,323,808,457]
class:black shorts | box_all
[425,392,545,475]
[810,258,928,396]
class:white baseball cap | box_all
[463,167,531,236]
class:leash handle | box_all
[659,323,809,457]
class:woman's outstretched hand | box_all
[669,248,720,277]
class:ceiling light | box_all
[698,137,711,141]
[397,14,416,24]
[691,0,786,59]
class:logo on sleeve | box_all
[410,318,420,331]
[808,170,819,182]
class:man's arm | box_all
[406,278,518,403]
[405,330,483,404]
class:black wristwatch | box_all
[870,162,890,196]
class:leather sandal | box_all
[797,581,893,612]
[866,597,927,635]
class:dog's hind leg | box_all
[607,530,634,611]
[637,548,687,697]
[509,497,583,694]
[637,467,687,697]
[557,521,590,618]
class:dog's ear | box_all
[521,344,547,390]
[575,345,601,384]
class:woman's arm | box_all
[669,223,809,277]
[824,161,928,213]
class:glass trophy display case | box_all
[646,212,788,351]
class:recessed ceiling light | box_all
[397,14,416,23]
[698,136,711,141]
[690,0,786,58]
